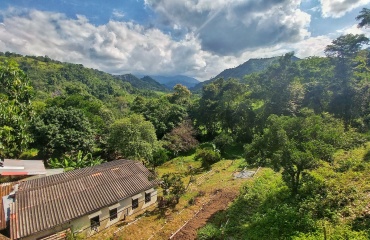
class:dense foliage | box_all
[0,61,34,159]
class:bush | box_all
[19,148,39,159]
[213,132,233,152]
[194,147,221,169]
[197,224,222,240]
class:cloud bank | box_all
[0,9,226,79]
[0,2,360,81]
[319,0,370,18]
[145,0,311,55]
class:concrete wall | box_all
[22,188,158,239]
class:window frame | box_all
[132,198,139,209]
[90,216,100,230]
[145,192,151,203]
[109,208,118,221]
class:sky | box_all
[0,0,370,81]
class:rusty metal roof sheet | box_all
[0,183,15,230]
[11,160,158,239]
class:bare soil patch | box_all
[171,188,239,240]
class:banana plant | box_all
[48,150,104,171]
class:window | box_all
[145,192,151,203]
[132,198,139,209]
[90,216,100,230]
[109,208,118,221]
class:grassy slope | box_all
[199,143,370,239]
[90,154,255,240]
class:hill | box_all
[0,52,170,101]
[115,74,169,92]
[0,52,135,100]
[191,55,299,91]
[150,75,200,89]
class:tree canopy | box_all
[30,106,95,158]
[245,111,362,194]
[108,114,158,162]
[0,61,34,159]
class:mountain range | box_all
[1,51,297,95]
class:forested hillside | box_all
[1,9,370,239]
[191,56,290,91]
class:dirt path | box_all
[170,189,238,240]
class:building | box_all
[0,159,46,176]
[9,160,159,239]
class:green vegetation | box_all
[0,61,34,159]
[1,8,370,239]
[198,144,370,239]
[48,150,104,171]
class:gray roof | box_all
[10,160,158,239]
[0,159,46,176]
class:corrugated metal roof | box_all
[0,159,46,176]
[0,183,15,230]
[11,160,158,239]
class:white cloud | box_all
[340,23,370,35]
[292,36,332,57]
[145,0,311,55]
[0,6,358,81]
[0,9,228,80]
[320,0,370,18]
[112,9,125,19]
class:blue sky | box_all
[0,0,370,80]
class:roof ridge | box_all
[18,159,135,192]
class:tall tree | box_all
[163,120,198,155]
[245,111,356,195]
[0,61,34,159]
[325,34,369,125]
[31,106,95,158]
[325,34,369,60]
[131,96,187,138]
[168,84,191,106]
[108,114,158,162]
[356,8,370,28]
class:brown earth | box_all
[170,188,239,240]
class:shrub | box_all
[194,148,221,169]
[197,224,222,240]
[213,132,233,152]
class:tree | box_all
[160,173,185,205]
[325,35,369,125]
[168,84,191,105]
[31,106,95,158]
[0,61,34,159]
[245,111,356,195]
[325,34,369,59]
[131,96,188,138]
[108,114,158,162]
[356,8,370,28]
[163,120,198,155]
[194,78,248,140]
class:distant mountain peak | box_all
[149,75,200,89]
[191,55,300,91]
[115,74,169,92]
